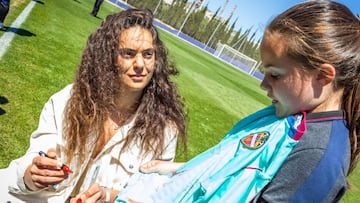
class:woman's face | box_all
[260,33,320,117]
[116,26,155,93]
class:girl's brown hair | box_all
[265,0,360,174]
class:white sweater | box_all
[0,84,178,202]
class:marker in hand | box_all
[38,151,73,173]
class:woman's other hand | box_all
[70,183,113,203]
[140,160,184,175]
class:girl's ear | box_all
[316,63,336,85]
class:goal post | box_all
[214,43,258,76]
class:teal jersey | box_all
[115,106,306,203]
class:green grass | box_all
[0,1,359,202]
[159,31,269,157]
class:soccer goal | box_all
[214,43,258,76]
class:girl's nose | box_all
[134,54,145,68]
[260,77,270,91]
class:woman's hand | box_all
[23,148,68,191]
[140,160,185,175]
[70,183,114,203]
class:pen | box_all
[38,151,73,173]
[90,165,100,185]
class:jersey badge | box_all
[240,131,270,149]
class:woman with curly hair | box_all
[4,9,186,202]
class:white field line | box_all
[0,0,36,60]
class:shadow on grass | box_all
[33,0,45,4]
[0,96,9,115]
[0,26,36,37]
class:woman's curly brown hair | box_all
[63,9,187,165]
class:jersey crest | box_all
[240,131,270,149]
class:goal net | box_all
[214,43,258,75]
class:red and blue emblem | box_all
[240,131,270,149]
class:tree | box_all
[183,5,207,37]
[141,0,160,12]
[195,7,219,44]
[230,27,242,47]
[217,14,235,44]
[163,0,187,29]
[235,27,252,51]
[153,0,163,17]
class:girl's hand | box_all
[140,160,185,175]
[23,148,67,191]
[70,183,111,203]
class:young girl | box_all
[252,1,359,201]
[112,1,360,202]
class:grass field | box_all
[0,0,359,202]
